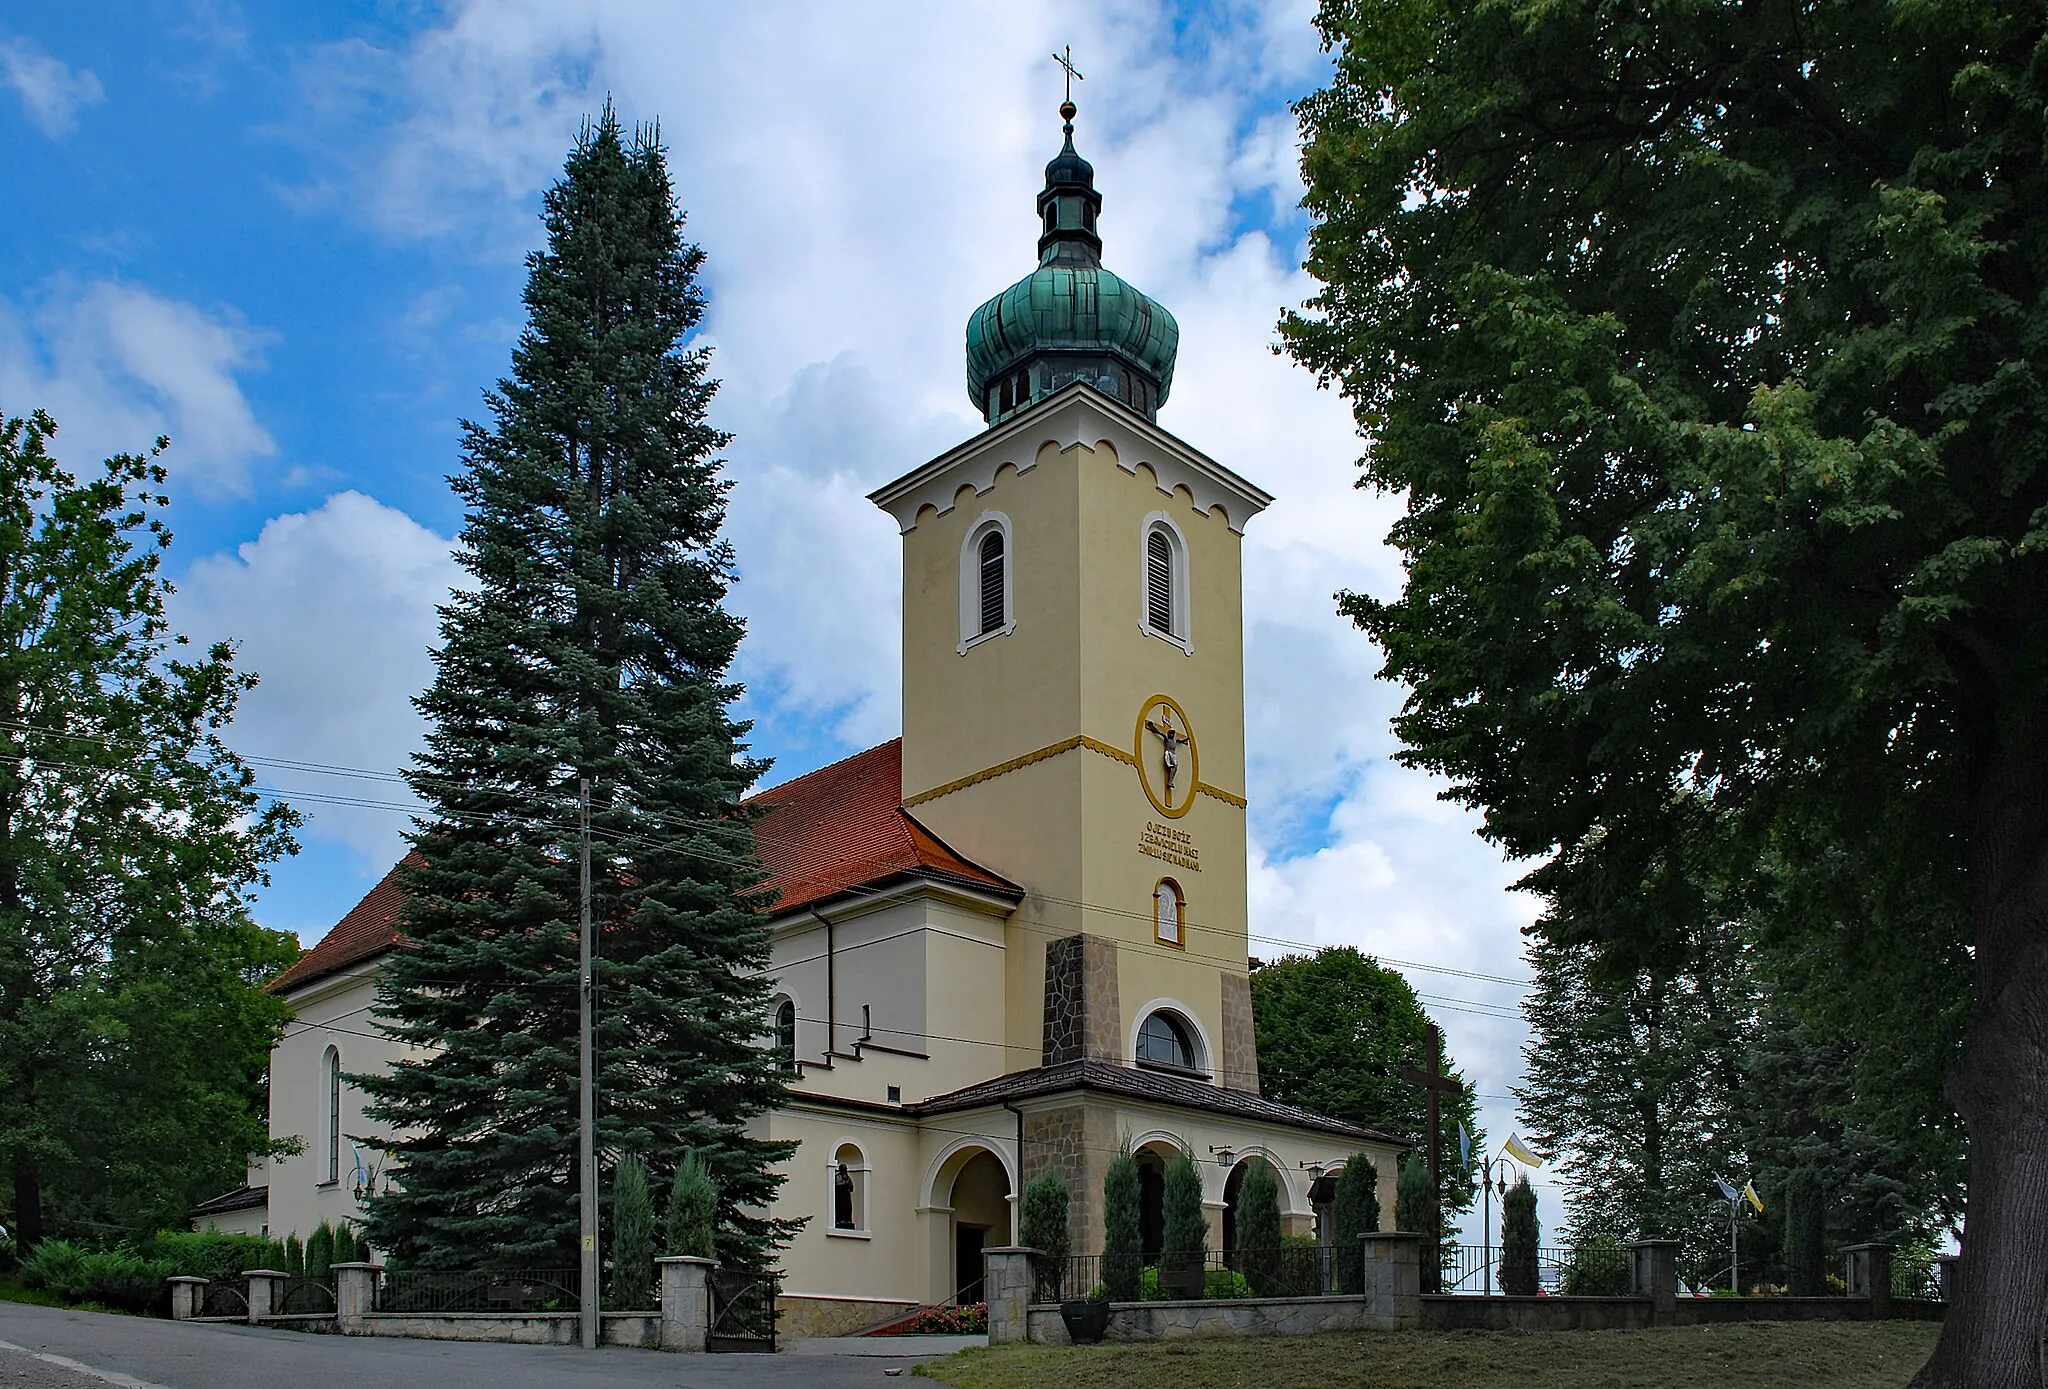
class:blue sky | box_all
[3,2,1550,1230]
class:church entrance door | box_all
[955,1226,987,1304]
[1136,1147,1169,1260]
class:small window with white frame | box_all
[958,513,1015,652]
[830,1141,869,1235]
[1154,878,1185,948]
[1140,514,1191,651]
[324,1045,343,1185]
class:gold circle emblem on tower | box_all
[1133,693,1198,820]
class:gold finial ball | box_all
[1060,100,1077,122]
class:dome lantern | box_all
[965,100,1179,426]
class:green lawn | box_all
[919,1323,1940,1389]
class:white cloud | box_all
[170,491,460,868]
[0,35,104,138]
[0,280,275,496]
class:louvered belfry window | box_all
[1146,529,1174,634]
[978,530,1006,635]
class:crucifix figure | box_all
[1399,1023,1460,1213]
[1053,45,1084,121]
[1145,707,1183,799]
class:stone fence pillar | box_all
[167,1276,207,1321]
[984,1246,1041,1344]
[1844,1243,1894,1316]
[1628,1239,1681,1321]
[331,1262,380,1334]
[1935,1254,1961,1304]
[1359,1233,1421,1329]
[242,1269,285,1324]
[657,1256,714,1351]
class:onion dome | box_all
[965,101,1179,424]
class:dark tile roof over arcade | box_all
[187,1184,268,1217]
[912,1058,1407,1146]
[266,740,1018,996]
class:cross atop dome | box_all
[962,59,1179,426]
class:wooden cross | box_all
[1053,46,1084,105]
[1399,1023,1460,1198]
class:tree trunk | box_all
[1911,702,2048,1389]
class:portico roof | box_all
[912,1058,1406,1147]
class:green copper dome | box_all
[965,108,1179,424]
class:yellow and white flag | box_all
[1743,1181,1765,1215]
[1503,1134,1543,1168]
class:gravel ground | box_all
[0,1346,146,1389]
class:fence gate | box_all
[707,1269,779,1353]
[193,1281,249,1321]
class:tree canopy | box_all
[0,410,300,1246]
[1284,4,2047,1382]
[1251,946,1480,1220]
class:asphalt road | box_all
[0,1302,967,1389]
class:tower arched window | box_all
[1141,515,1191,650]
[1136,1010,1198,1072]
[324,1046,343,1185]
[959,513,1015,652]
[1154,878,1184,948]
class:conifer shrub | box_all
[1101,1139,1142,1302]
[1019,1169,1071,1302]
[1499,1174,1540,1295]
[1331,1153,1380,1293]
[142,1232,280,1284]
[1395,1155,1440,1293]
[609,1155,655,1310]
[284,1233,305,1279]
[304,1224,333,1287]
[1160,1152,1208,1298]
[334,1224,361,1266]
[1785,1170,1827,1296]
[663,1152,719,1260]
[18,1240,90,1299]
[1232,1160,1284,1296]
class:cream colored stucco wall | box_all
[261,964,417,1243]
[889,394,1263,1073]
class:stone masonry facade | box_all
[1041,933,1122,1066]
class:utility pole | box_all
[578,777,598,1350]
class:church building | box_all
[200,100,1405,1338]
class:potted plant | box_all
[1059,1284,1112,1344]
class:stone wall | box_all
[1027,1296,1398,1344]
[777,1294,920,1339]
[1218,974,1259,1094]
[1040,933,1122,1066]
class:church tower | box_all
[870,98,1272,1092]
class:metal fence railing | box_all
[1440,1242,1632,1296]
[1893,1258,1943,1302]
[375,1268,581,1314]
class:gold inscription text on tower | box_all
[1134,693,1199,820]
[1140,820,1200,871]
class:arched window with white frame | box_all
[958,513,1015,652]
[1154,877,1185,948]
[324,1045,343,1185]
[830,1141,870,1235]
[1140,514,1191,650]
[772,996,797,1073]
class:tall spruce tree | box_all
[358,108,790,1270]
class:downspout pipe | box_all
[1003,1101,1027,1244]
[810,908,836,1060]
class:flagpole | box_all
[1730,1196,1738,1296]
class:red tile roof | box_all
[267,854,416,994]
[267,741,1017,996]
[748,738,1019,914]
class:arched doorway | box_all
[1134,1141,1180,1261]
[948,1150,1011,1304]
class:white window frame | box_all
[1128,999,1212,1078]
[1139,512,1192,654]
[1153,877,1186,949]
[323,1045,343,1187]
[958,511,1016,654]
[828,1140,872,1238]
[770,994,798,1072]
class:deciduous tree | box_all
[1284,5,2046,1380]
